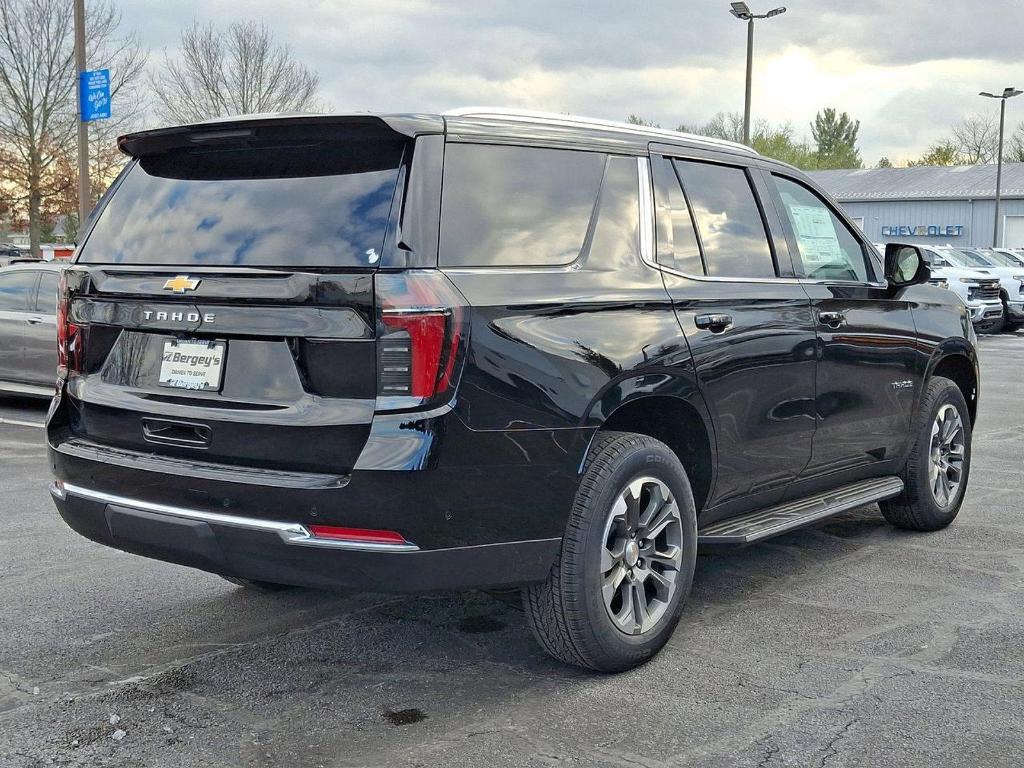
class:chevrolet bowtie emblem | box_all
[163,275,201,294]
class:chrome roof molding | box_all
[443,107,759,156]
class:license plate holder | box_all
[158,339,226,392]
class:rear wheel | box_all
[881,376,971,531]
[523,432,697,672]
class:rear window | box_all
[439,144,606,267]
[79,140,405,268]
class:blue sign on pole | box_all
[79,69,111,122]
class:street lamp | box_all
[729,2,787,146]
[980,86,1022,247]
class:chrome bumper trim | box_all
[51,482,420,552]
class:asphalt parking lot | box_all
[1,336,1022,768]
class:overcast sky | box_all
[121,0,1024,164]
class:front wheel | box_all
[523,432,698,672]
[881,376,972,531]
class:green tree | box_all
[876,157,893,168]
[811,108,862,169]
[908,140,963,167]
[751,124,818,169]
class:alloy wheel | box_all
[600,476,683,635]
[929,404,965,508]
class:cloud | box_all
[119,0,1024,162]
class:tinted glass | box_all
[80,140,404,268]
[773,176,871,282]
[0,271,37,311]
[586,156,640,268]
[652,157,703,274]
[673,161,775,278]
[439,144,606,267]
[36,272,60,313]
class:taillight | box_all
[375,270,468,409]
[56,270,82,375]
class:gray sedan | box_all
[0,262,64,397]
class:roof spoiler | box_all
[118,114,444,158]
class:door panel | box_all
[23,271,59,386]
[0,270,38,382]
[652,154,817,513]
[664,275,818,506]
[767,172,921,476]
[800,285,920,474]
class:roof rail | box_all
[442,107,758,155]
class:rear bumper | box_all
[51,481,560,591]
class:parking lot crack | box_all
[815,717,858,768]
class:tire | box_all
[980,315,1004,334]
[523,431,698,672]
[221,576,297,592]
[881,376,972,531]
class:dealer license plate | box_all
[158,340,226,391]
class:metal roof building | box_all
[807,163,1024,248]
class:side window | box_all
[773,175,873,282]
[439,144,606,267]
[673,160,776,278]
[36,272,60,313]
[651,157,703,275]
[585,156,641,268]
[0,271,38,311]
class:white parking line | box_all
[0,417,45,429]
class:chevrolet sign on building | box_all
[880,225,965,238]
[808,163,1024,247]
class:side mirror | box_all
[884,243,930,288]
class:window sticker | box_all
[788,204,844,265]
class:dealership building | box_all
[808,163,1024,248]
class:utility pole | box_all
[743,18,753,147]
[74,0,90,228]
[729,3,787,146]
[980,87,1022,247]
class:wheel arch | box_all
[926,342,979,426]
[582,379,717,514]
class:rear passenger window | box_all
[773,175,872,282]
[439,144,606,267]
[651,157,703,275]
[37,272,60,313]
[0,271,37,311]
[673,160,776,278]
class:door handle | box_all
[25,316,43,325]
[694,313,733,332]
[817,310,846,327]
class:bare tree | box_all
[1006,123,1024,164]
[951,114,998,165]
[0,0,144,255]
[150,21,320,125]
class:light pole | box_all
[980,86,1022,247]
[73,0,90,228]
[729,2,786,146]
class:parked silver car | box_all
[0,262,64,397]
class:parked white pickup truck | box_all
[945,247,1024,330]
[875,244,1004,333]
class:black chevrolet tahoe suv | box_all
[48,109,979,672]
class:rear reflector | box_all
[307,524,408,545]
